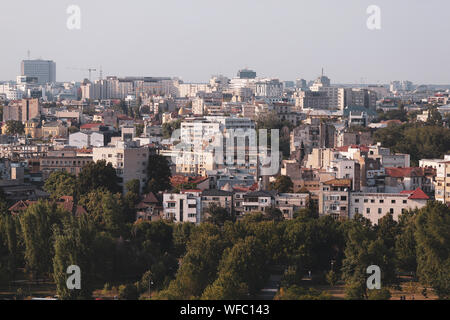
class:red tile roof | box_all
[401,188,430,200]
[385,167,424,178]
[81,123,103,130]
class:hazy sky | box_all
[1,0,449,84]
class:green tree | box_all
[326,270,338,287]
[5,120,25,135]
[395,211,418,273]
[20,201,68,279]
[76,160,121,197]
[0,215,21,283]
[202,237,268,300]
[374,124,450,166]
[415,201,450,299]
[264,206,284,222]
[162,120,181,139]
[270,175,294,193]
[156,224,227,299]
[78,188,127,237]
[367,288,392,300]
[44,171,76,199]
[118,283,139,300]
[205,204,234,227]
[145,154,172,194]
[276,286,331,300]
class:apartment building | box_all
[239,190,276,214]
[163,190,202,224]
[69,131,105,148]
[349,189,429,225]
[319,179,352,221]
[176,117,255,176]
[40,149,93,179]
[434,160,450,205]
[275,193,309,219]
[290,119,336,159]
[3,98,40,122]
[93,140,151,193]
[201,189,234,217]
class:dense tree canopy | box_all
[270,175,294,193]
[44,171,76,199]
[146,154,172,194]
[5,120,25,135]
[76,160,121,197]
[374,124,450,165]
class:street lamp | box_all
[148,278,154,299]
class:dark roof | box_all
[202,189,234,197]
[244,190,276,198]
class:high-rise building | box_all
[21,59,56,84]
[3,98,40,122]
[237,69,257,79]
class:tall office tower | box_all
[237,69,257,79]
[21,59,56,84]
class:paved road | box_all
[257,274,282,300]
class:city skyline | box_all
[0,0,449,84]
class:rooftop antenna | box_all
[27,50,31,60]
[321,67,324,77]
[99,66,103,80]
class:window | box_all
[364,199,368,203]
[355,208,359,214]
[403,200,407,204]
[378,208,382,214]
[371,199,375,203]
[390,208,394,214]
[391,200,396,204]
[367,208,370,214]
[355,199,360,203]
[341,196,347,201]
[379,199,384,203]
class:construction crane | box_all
[67,67,98,81]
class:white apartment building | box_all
[69,132,105,148]
[163,190,202,224]
[311,85,345,110]
[255,79,283,98]
[421,156,450,205]
[93,140,150,193]
[419,156,450,169]
[176,117,256,176]
[176,83,211,98]
[275,193,309,219]
[350,189,429,225]
[327,159,360,191]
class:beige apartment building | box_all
[3,98,40,122]
[350,189,429,225]
[40,150,93,179]
[93,140,151,194]
[319,178,352,221]
[435,161,450,205]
